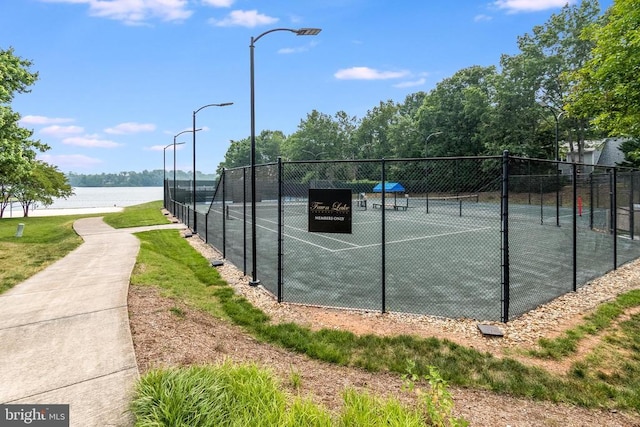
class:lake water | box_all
[45,187,164,209]
[6,187,164,218]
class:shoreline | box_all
[4,206,125,218]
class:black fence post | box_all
[613,168,618,269]
[556,162,561,227]
[243,167,247,275]
[540,182,544,225]
[501,150,510,323]
[277,157,283,303]
[381,158,387,314]
[425,159,430,214]
[222,169,226,258]
[527,159,531,205]
[589,172,594,230]
[630,171,635,241]
[572,163,578,292]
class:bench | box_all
[372,203,407,211]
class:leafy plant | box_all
[402,360,469,427]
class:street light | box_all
[163,143,174,209]
[192,102,233,233]
[249,26,321,286]
[422,132,442,214]
[165,141,186,212]
[538,102,565,227]
[425,131,442,157]
[302,149,327,160]
[538,102,565,161]
[173,129,201,215]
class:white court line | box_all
[232,211,364,248]
[225,211,492,253]
[399,217,490,231]
[332,226,493,253]
[281,224,492,253]
[226,211,361,251]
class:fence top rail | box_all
[509,155,640,173]
[221,154,640,174]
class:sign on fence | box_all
[308,189,352,233]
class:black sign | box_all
[308,189,352,234]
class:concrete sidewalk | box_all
[0,217,185,426]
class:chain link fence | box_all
[166,153,640,322]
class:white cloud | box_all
[334,67,410,80]
[474,14,493,22]
[63,136,122,148]
[201,0,234,7]
[104,122,156,134]
[148,143,187,151]
[278,47,304,54]
[39,0,193,24]
[38,153,103,170]
[493,0,575,13]
[20,115,74,125]
[277,41,318,55]
[210,9,278,27]
[40,125,85,137]
[393,78,426,89]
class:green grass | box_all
[0,200,166,294]
[102,200,170,228]
[131,362,454,427]
[528,289,640,359]
[0,215,84,294]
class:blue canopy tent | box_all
[372,182,407,208]
[372,182,405,193]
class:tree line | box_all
[217,0,640,174]
[66,170,216,187]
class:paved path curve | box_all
[0,217,185,426]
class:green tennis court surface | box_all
[210,197,638,321]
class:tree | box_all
[417,66,496,157]
[0,47,49,217]
[353,100,401,159]
[12,161,74,217]
[497,1,602,161]
[283,110,341,161]
[216,137,250,174]
[566,0,640,138]
[255,130,286,164]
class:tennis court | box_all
[171,155,640,321]
[215,189,640,321]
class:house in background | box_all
[559,137,627,174]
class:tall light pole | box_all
[163,143,176,209]
[167,141,186,213]
[249,27,321,286]
[538,103,565,161]
[173,129,201,215]
[539,102,564,227]
[302,149,327,160]
[425,131,442,157]
[192,102,233,233]
[423,131,442,214]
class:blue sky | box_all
[2,0,612,175]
